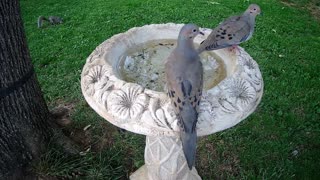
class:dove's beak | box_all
[199,31,205,35]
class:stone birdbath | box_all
[81,23,263,180]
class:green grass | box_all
[20,0,320,179]
[32,132,143,179]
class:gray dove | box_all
[197,4,262,53]
[165,24,204,170]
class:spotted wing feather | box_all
[198,15,251,52]
[165,52,203,129]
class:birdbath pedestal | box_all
[81,24,263,180]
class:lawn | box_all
[20,0,320,179]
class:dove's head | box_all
[178,24,204,40]
[246,4,261,16]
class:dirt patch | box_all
[281,0,320,21]
[281,1,297,8]
[307,2,320,20]
[217,150,241,178]
[49,99,78,127]
[65,127,92,148]
[49,101,119,152]
[59,120,119,153]
[90,122,118,152]
[48,99,78,110]
[196,137,241,179]
[292,106,306,118]
[196,137,218,171]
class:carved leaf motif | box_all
[197,92,219,129]
[223,78,256,108]
[240,55,258,70]
[107,83,149,120]
[198,92,219,118]
[245,70,263,92]
[84,65,111,96]
[218,97,239,113]
[237,55,263,92]
[147,97,175,130]
[87,42,108,63]
[94,79,114,105]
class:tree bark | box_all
[0,0,53,178]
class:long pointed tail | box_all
[179,100,198,170]
[181,129,197,170]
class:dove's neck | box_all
[243,13,256,39]
[243,13,256,25]
[176,38,198,61]
[177,38,196,52]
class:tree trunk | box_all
[0,0,53,178]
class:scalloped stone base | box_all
[130,165,148,180]
[130,165,201,180]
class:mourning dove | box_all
[197,4,262,53]
[165,24,204,170]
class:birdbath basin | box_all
[81,23,263,180]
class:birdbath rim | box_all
[80,23,264,137]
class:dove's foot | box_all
[228,45,242,55]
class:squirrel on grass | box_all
[38,16,63,28]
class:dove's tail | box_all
[181,127,197,170]
[197,33,233,53]
[179,102,198,170]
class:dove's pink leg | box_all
[228,45,237,51]
[228,45,241,54]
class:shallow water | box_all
[118,39,226,92]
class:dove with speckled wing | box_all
[198,4,262,53]
[165,24,204,170]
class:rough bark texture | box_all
[0,0,53,178]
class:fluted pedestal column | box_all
[130,136,201,180]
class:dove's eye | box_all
[193,29,197,32]
[254,8,256,10]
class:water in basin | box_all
[118,39,226,92]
